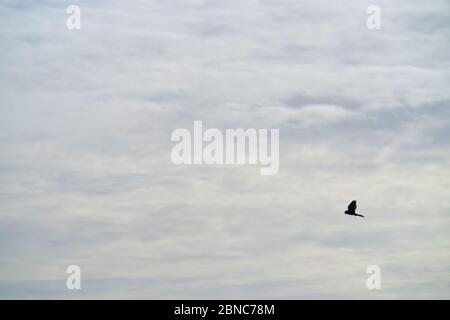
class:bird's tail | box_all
[356,214,364,218]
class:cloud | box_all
[0,0,449,299]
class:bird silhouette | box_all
[345,200,364,217]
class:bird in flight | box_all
[345,200,364,217]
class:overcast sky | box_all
[0,0,449,299]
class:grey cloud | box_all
[0,0,449,299]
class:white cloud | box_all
[0,0,449,298]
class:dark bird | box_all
[345,200,364,217]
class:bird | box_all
[345,200,364,217]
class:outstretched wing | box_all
[348,200,357,213]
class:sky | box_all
[0,0,449,299]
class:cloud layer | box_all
[0,0,449,298]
